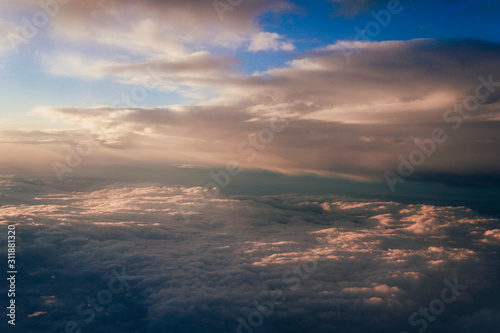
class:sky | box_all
[0,0,500,332]
[0,0,500,199]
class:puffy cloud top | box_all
[1,179,499,332]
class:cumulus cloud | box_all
[0,179,499,332]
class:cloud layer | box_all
[0,178,499,332]
[3,39,500,186]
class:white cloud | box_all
[1,0,295,97]
[43,51,237,98]
[248,32,295,52]
[2,0,294,58]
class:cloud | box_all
[2,0,294,54]
[0,179,499,332]
[0,19,16,52]
[0,0,300,105]
[43,51,239,98]
[1,39,500,186]
[0,0,296,99]
[248,32,295,52]
[0,39,493,186]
